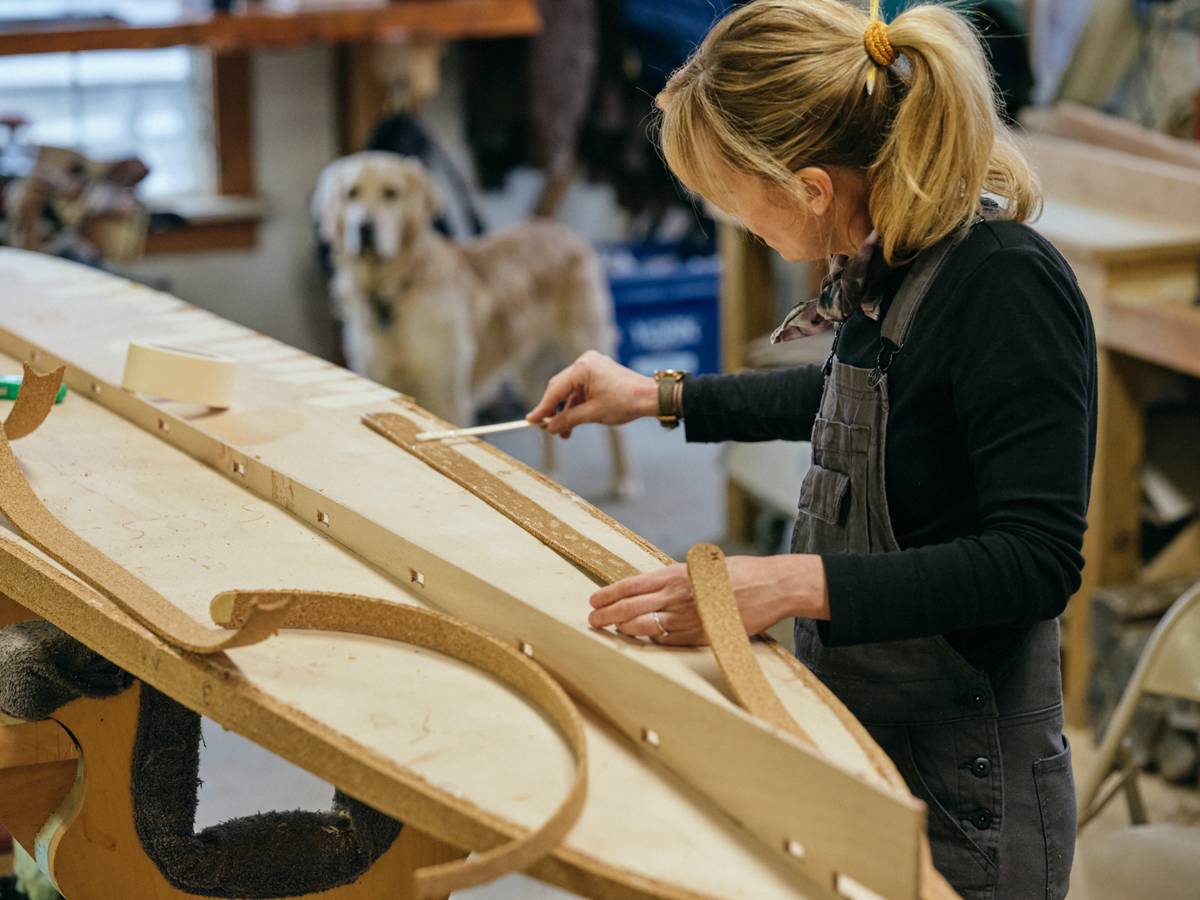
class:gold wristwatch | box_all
[654,369,686,429]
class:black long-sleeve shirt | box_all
[683,220,1097,667]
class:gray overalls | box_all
[791,229,1077,899]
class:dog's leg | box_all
[421,383,472,429]
[605,426,638,501]
[533,162,575,219]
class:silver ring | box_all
[652,610,670,637]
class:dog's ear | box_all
[406,162,440,222]
[312,160,347,248]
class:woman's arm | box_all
[529,352,827,443]
[588,553,829,644]
[681,366,827,443]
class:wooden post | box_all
[0,593,36,628]
[335,43,392,155]
[1066,349,1145,726]
[717,222,776,374]
[718,223,777,543]
[211,52,255,198]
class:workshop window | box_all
[0,1,213,197]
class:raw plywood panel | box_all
[7,376,574,841]
[0,252,883,782]
[0,345,819,899]
[0,250,895,790]
[0,249,923,898]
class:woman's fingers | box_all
[526,364,583,424]
[529,352,656,436]
[590,588,681,629]
[613,605,702,638]
[586,564,708,644]
[589,566,681,610]
[553,388,588,439]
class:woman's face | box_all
[699,157,870,262]
[706,165,830,263]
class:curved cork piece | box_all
[0,426,290,654]
[686,544,815,748]
[3,363,65,440]
[210,589,588,900]
[688,545,960,900]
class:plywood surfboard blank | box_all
[0,249,928,898]
[0,358,816,899]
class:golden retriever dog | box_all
[313,151,634,497]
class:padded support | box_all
[131,685,403,898]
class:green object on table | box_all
[0,374,67,404]
[14,843,59,900]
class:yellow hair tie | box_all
[864,20,897,68]
[863,0,896,95]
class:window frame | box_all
[0,0,544,254]
[143,50,260,255]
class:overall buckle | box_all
[869,340,898,388]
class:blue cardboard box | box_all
[607,253,721,376]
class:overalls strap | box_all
[868,230,962,386]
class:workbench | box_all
[1023,135,1200,725]
[0,249,956,899]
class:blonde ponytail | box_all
[655,0,1041,264]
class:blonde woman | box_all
[529,1,1095,896]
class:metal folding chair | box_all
[1075,579,1200,900]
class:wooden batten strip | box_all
[366,412,640,585]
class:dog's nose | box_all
[359,221,376,254]
[369,294,393,329]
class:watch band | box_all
[654,370,686,429]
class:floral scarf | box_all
[770,230,891,343]
[771,201,999,344]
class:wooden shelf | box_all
[1036,198,1200,265]
[147,193,267,225]
[0,0,540,56]
[143,194,267,255]
[1107,288,1200,379]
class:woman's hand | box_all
[587,554,830,645]
[527,351,658,438]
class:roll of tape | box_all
[121,341,237,408]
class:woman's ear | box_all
[792,166,835,217]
